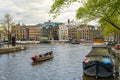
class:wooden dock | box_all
[0,46,26,54]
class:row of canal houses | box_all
[9,20,102,42]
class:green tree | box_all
[62,33,67,40]
[18,33,22,40]
[48,32,53,40]
[50,0,120,30]
[0,23,8,40]
[89,31,94,39]
[76,29,80,39]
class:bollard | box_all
[114,58,119,76]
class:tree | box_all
[50,0,120,30]
[61,32,67,40]
[0,23,8,40]
[76,29,80,40]
[18,33,22,40]
[48,32,53,40]
[0,13,14,47]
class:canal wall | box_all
[0,46,26,54]
[110,47,120,59]
[109,47,120,75]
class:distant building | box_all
[14,24,29,40]
[92,30,103,38]
[28,25,42,40]
[41,27,49,40]
[14,24,42,41]
[37,20,63,40]
[52,26,59,40]
[80,24,95,40]
[58,24,68,40]
[13,21,103,42]
[68,26,77,40]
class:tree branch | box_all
[104,19,120,30]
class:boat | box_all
[92,37,106,47]
[83,37,114,78]
[83,47,113,78]
[16,41,41,44]
[31,51,53,62]
[83,73,114,80]
[71,39,80,44]
[71,41,80,44]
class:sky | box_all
[0,0,98,26]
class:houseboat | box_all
[83,38,114,78]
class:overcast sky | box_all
[0,0,83,25]
[0,0,98,26]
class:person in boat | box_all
[49,51,53,55]
[35,55,38,57]
[44,52,49,56]
[39,54,42,57]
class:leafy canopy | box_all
[50,0,120,30]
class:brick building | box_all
[13,24,42,41]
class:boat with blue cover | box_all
[83,47,113,78]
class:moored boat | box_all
[31,51,53,62]
[71,41,80,44]
[71,40,80,44]
[83,47,113,78]
[16,41,41,44]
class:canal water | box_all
[0,43,119,80]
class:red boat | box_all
[31,51,53,62]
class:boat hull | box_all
[83,61,113,78]
[31,51,53,62]
[34,55,53,62]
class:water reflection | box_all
[31,58,54,66]
[83,74,114,80]
[0,43,120,80]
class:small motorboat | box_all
[31,51,53,62]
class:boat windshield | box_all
[87,56,111,63]
[102,56,112,64]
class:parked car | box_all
[107,41,117,46]
[114,44,120,49]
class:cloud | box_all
[0,0,82,25]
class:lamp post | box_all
[7,18,10,48]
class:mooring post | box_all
[114,58,119,76]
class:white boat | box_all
[16,41,40,44]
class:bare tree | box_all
[0,13,14,47]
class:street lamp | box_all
[7,18,10,48]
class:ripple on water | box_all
[0,43,92,80]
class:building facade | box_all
[80,24,95,40]
[58,24,68,41]
[14,24,42,41]
[14,24,29,40]
[12,22,103,42]
[68,26,77,40]
[28,25,42,40]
